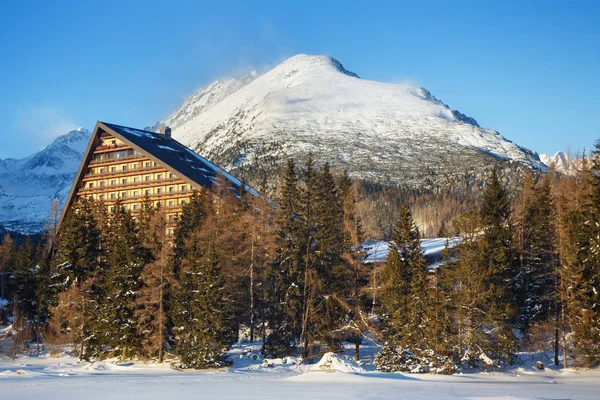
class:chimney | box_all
[165,126,172,139]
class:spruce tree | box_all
[479,169,517,361]
[135,211,172,362]
[172,213,229,368]
[0,234,14,324]
[312,163,348,352]
[515,174,557,332]
[97,200,144,358]
[264,159,300,356]
[54,198,101,284]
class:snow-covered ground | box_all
[1,342,599,399]
[363,237,461,265]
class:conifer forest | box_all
[1,142,600,372]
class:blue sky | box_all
[1,0,598,159]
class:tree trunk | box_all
[249,238,255,342]
[158,259,165,363]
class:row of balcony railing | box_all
[79,177,186,193]
[85,191,190,203]
[83,165,165,180]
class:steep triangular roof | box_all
[58,121,257,228]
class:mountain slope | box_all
[0,128,90,233]
[156,54,544,188]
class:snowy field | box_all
[1,343,599,399]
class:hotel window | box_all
[111,180,116,186]
[122,178,127,184]
[169,172,174,179]
[168,200,174,207]
[157,174,162,180]
[122,192,127,198]
[133,190,138,197]
[181,185,186,192]
[88,182,94,188]
[145,189,150,196]
[145,161,151,168]
[100,168,104,174]
[169,186,174,193]
[100,182,105,188]
[88,196,93,201]
[99,194,104,200]
[168,215,175,222]
[132,204,139,211]
[111,166,116,172]
[145,176,150,182]
[111,193,116,199]
[168,229,174,236]
[180,199,186,205]
[154,162,157,167]
[133,177,139,183]
[156,188,162,194]
[110,206,116,213]
[123,165,127,171]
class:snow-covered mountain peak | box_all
[540,151,577,175]
[158,53,544,188]
[270,54,360,79]
[0,128,91,233]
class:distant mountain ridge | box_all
[540,151,578,175]
[0,128,89,233]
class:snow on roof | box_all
[102,122,255,196]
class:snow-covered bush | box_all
[375,345,456,374]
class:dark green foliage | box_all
[54,198,101,284]
[171,197,231,368]
[95,200,144,358]
[515,175,557,331]
[379,205,432,353]
[375,344,456,374]
[264,159,301,356]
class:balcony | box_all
[94,143,129,153]
[83,165,165,180]
[79,177,187,194]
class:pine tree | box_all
[263,159,300,356]
[10,239,41,318]
[299,154,319,358]
[0,234,14,323]
[97,200,144,358]
[311,163,348,353]
[172,212,230,368]
[379,205,430,351]
[514,173,557,332]
[479,169,517,361]
[135,210,172,362]
[339,172,369,360]
[560,142,600,366]
[446,211,507,365]
[54,198,101,284]
[50,198,103,359]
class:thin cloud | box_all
[14,104,78,151]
